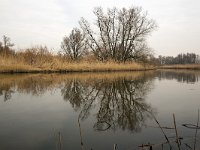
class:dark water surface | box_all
[0,70,200,150]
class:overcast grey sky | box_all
[0,0,200,56]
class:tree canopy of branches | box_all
[61,28,85,60]
[79,6,156,62]
[0,35,14,54]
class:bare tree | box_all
[0,35,14,54]
[2,35,14,48]
[0,42,3,52]
[61,28,85,60]
[79,6,157,62]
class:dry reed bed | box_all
[0,55,155,73]
[159,64,200,70]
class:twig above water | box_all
[147,111,172,149]
[194,109,199,150]
[173,113,181,150]
[138,137,183,150]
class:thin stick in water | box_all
[173,113,181,150]
[58,132,63,150]
[113,144,117,150]
[149,111,172,148]
[194,109,199,150]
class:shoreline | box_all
[0,68,156,74]
[158,64,200,70]
[1,66,200,74]
[1,63,200,74]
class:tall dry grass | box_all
[0,47,155,73]
[0,54,39,72]
[159,64,200,70]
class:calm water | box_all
[0,70,200,150]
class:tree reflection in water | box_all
[0,74,63,101]
[0,88,14,101]
[0,72,155,132]
[61,73,155,132]
[157,70,199,84]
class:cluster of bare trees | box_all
[158,53,200,65]
[157,70,199,83]
[1,6,156,63]
[61,6,156,62]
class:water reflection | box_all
[0,71,200,149]
[61,73,155,132]
[0,88,14,101]
[0,74,64,101]
[0,72,155,132]
[0,70,199,132]
[61,79,87,110]
[157,70,200,83]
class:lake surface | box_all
[0,70,200,150]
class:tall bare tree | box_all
[79,7,157,62]
[61,28,85,60]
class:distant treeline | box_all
[157,53,200,65]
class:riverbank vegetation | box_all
[159,64,200,70]
[0,6,158,73]
[156,53,200,70]
[1,6,200,73]
[0,50,151,73]
[0,45,155,73]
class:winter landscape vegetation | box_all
[1,1,200,150]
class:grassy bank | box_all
[0,54,155,73]
[159,64,200,70]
